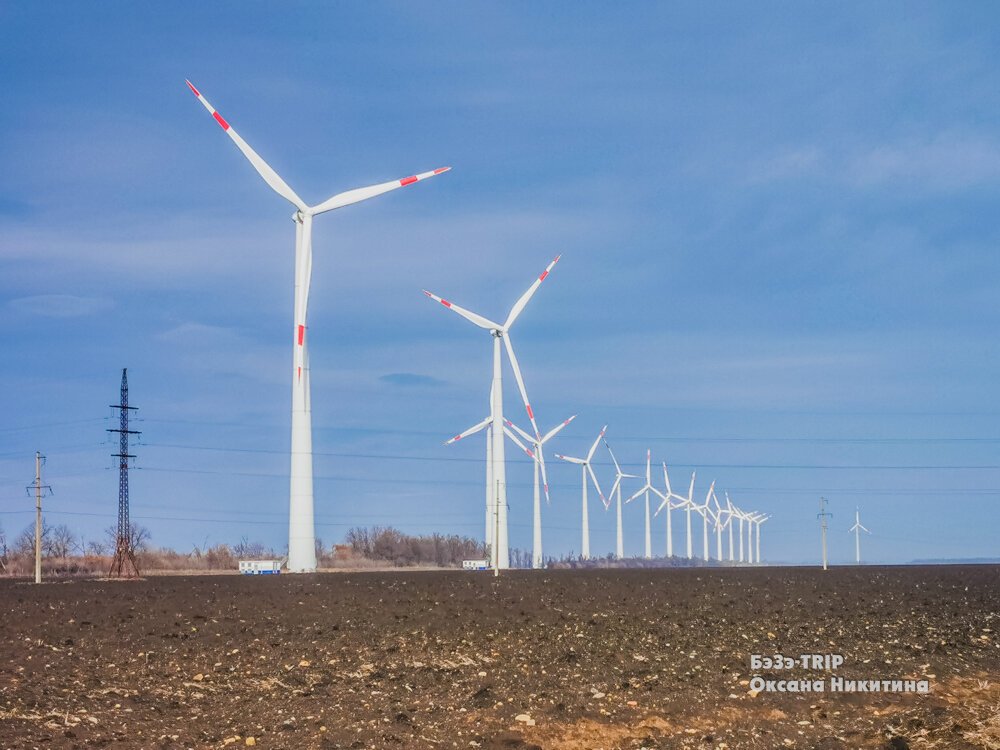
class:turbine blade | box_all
[444,416,492,445]
[504,418,534,445]
[662,462,673,497]
[609,474,623,499]
[503,255,561,330]
[186,80,307,211]
[541,414,576,444]
[703,480,716,509]
[625,485,648,504]
[555,453,585,465]
[311,167,451,215]
[604,439,622,475]
[586,463,607,508]
[503,425,534,458]
[537,445,551,505]
[422,291,501,330]
[653,494,669,517]
[586,425,607,463]
[503,333,543,442]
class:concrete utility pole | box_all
[29,452,52,584]
[817,496,832,571]
[493,480,501,577]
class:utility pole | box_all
[818,496,832,571]
[27,452,52,584]
[108,369,141,578]
[493,480,500,578]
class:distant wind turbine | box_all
[507,415,576,568]
[626,450,666,559]
[604,439,638,559]
[555,426,607,560]
[849,507,871,564]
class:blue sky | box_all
[1,2,999,564]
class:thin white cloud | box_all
[848,132,1000,189]
[7,294,113,318]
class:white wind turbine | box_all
[748,513,769,564]
[652,463,682,558]
[679,471,697,559]
[555,426,607,560]
[733,505,750,562]
[626,450,666,559]
[443,409,497,558]
[604,439,639,560]
[712,491,729,562]
[187,81,449,572]
[692,481,716,561]
[425,257,560,570]
[724,493,737,562]
[849,507,870,564]
[506,415,577,568]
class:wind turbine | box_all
[507,415,577,568]
[712,491,728,561]
[652,463,681,558]
[425,256,560,570]
[444,408,496,555]
[604,438,638,559]
[849,507,870,564]
[692,481,716,561]
[680,471,697,559]
[724,493,737,562]
[555,426,607,560]
[186,81,449,572]
[626,450,666,559]
[748,513,769,564]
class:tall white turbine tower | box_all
[849,507,870,564]
[692,481,716,561]
[712,491,728,561]
[604,439,638,560]
[187,81,449,572]
[507,415,576,568]
[652,463,682,558]
[626,450,665,559]
[444,411,496,549]
[755,514,769,564]
[681,472,697,559]
[425,257,560,569]
[724,494,737,562]
[555,426,607,559]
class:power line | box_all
[138,418,1000,444]
[138,442,1000,470]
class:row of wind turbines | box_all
[426,258,771,569]
[187,79,771,572]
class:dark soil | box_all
[1,566,998,749]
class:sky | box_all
[1,2,999,565]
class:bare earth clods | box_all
[1,566,998,749]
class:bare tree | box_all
[46,524,77,558]
[104,522,151,553]
[85,539,110,556]
[233,536,267,558]
[14,520,50,556]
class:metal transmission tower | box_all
[108,369,140,578]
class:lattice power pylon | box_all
[108,368,141,578]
